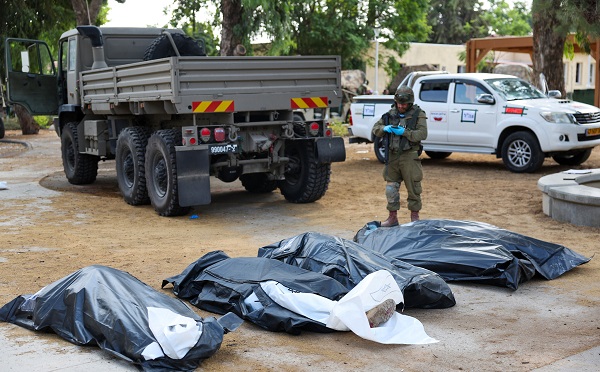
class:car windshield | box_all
[485,78,547,101]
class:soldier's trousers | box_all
[383,149,423,212]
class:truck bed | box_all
[80,55,342,115]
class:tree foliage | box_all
[427,0,488,44]
[482,0,532,36]
[168,0,430,70]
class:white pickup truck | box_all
[348,72,600,172]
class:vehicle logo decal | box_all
[192,100,235,113]
[291,97,328,109]
[429,111,447,122]
[503,106,527,116]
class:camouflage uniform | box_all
[372,102,427,214]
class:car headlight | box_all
[539,111,575,123]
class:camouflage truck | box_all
[4,26,345,216]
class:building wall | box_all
[367,42,596,100]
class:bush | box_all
[327,119,348,137]
[2,115,53,130]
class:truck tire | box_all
[143,33,206,61]
[552,148,592,166]
[0,117,5,139]
[61,122,99,185]
[374,136,386,163]
[116,127,152,205]
[278,140,331,203]
[145,129,190,216]
[240,173,278,193]
[425,151,452,159]
[501,131,545,173]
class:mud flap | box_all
[175,147,211,206]
[315,137,346,164]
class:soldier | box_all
[372,86,428,226]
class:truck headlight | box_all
[540,111,575,124]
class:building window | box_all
[457,65,466,73]
[589,63,595,85]
[575,62,582,84]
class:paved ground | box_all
[1,130,599,371]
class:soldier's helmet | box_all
[394,86,414,104]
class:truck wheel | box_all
[552,148,592,166]
[278,140,331,203]
[425,151,452,159]
[373,136,386,163]
[61,122,99,184]
[145,129,190,216]
[0,117,5,139]
[143,33,206,60]
[116,127,152,205]
[501,131,545,173]
[240,173,278,193]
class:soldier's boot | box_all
[411,211,420,222]
[381,210,398,227]
[366,298,396,328]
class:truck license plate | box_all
[209,143,240,155]
[586,127,600,136]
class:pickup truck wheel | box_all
[278,140,331,203]
[425,151,452,159]
[552,148,593,166]
[61,122,99,185]
[240,173,277,193]
[143,33,206,60]
[116,127,151,205]
[501,131,545,173]
[145,129,190,216]
[373,136,386,163]
[0,117,5,139]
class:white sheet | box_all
[260,270,438,344]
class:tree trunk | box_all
[220,0,243,56]
[70,0,103,25]
[531,0,566,96]
[14,104,40,135]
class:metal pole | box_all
[374,27,380,94]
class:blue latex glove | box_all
[390,126,405,136]
[383,125,393,133]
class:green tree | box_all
[481,0,532,36]
[168,0,430,71]
[427,0,488,44]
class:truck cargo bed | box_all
[80,55,342,115]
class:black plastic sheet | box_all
[0,265,232,371]
[163,251,350,334]
[354,220,591,289]
[258,231,456,309]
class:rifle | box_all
[382,113,390,165]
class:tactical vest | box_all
[384,104,421,152]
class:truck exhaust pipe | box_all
[76,26,108,69]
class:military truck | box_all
[4,26,345,216]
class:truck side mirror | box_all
[547,90,562,98]
[477,94,495,105]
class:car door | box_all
[447,79,497,148]
[417,78,451,144]
[4,38,58,115]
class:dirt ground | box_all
[1,129,599,371]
